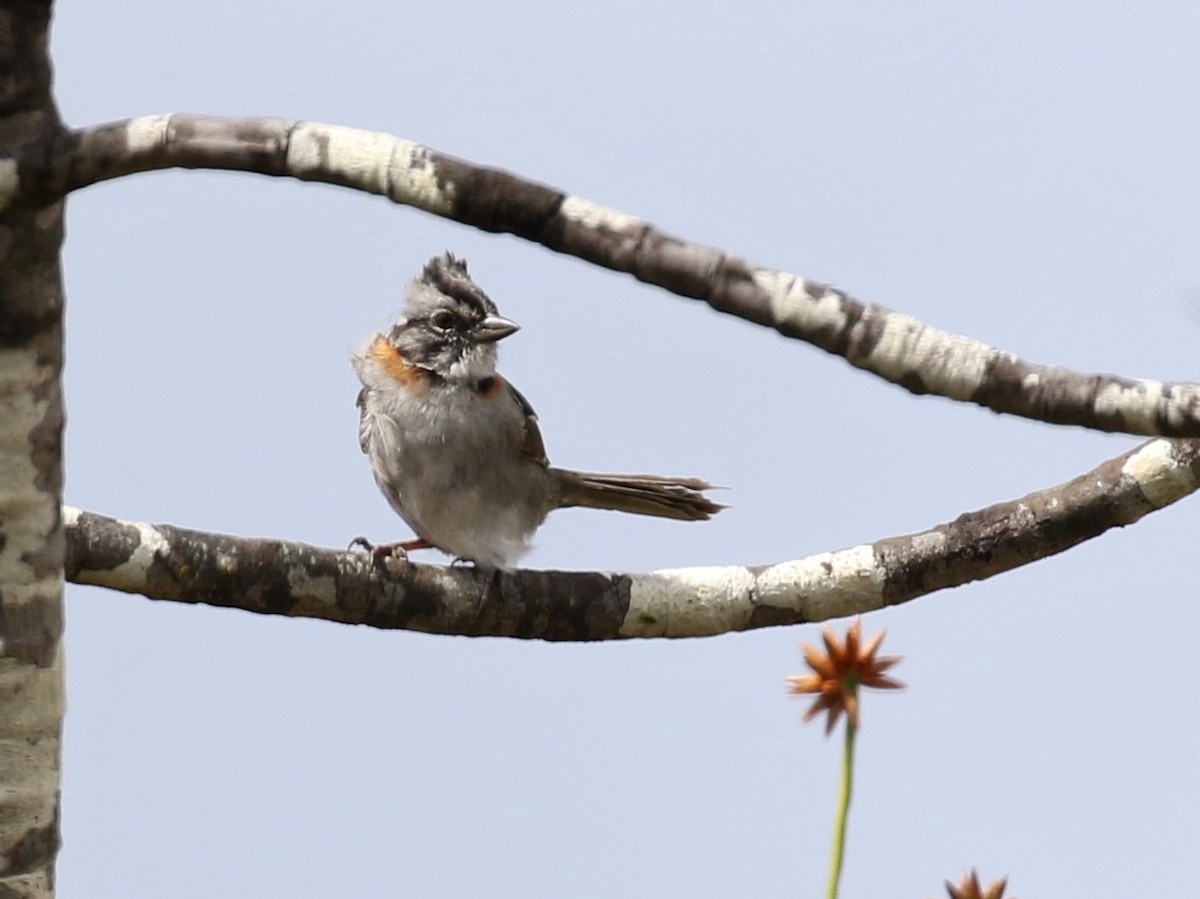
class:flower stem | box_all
[825,715,857,899]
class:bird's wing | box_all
[503,380,549,468]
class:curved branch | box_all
[45,113,1200,438]
[65,439,1200,639]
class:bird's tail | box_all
[553,470,724,521]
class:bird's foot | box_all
[348,535,433,567]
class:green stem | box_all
[825,714,857,899]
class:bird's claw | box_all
[348,536,410,568]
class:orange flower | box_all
[787,617,903,734]
[944,869,1011,899]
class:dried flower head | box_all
[945,869,1011,899]
[787,617,903,734]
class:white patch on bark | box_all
[558,196,642,232]
[755,544,884,621]
[867,313,989,400]
[1124,439,1196,507]
[755,269,848,335]
[101,521,170,591]
[125,114,172,153]
[909,528,949,557]
[622,566,754,637]
[1095,379,1166,433]
[622,544,886,637]
[286,125,454,215]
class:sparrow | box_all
[351,253,722,567]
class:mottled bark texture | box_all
[64,439,1200,638]
[0,3,66,897]
[60,114,1200,438]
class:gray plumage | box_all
[352,253,722,567]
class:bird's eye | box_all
[431,311,455,330]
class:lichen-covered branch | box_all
[32,114,1200,438]
[65,439,1200,638]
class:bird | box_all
[351,253,723,568]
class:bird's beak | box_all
[474,314,520,343]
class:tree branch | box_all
[65,439,1200,638]
[40,113,1200,438]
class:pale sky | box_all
[52,3,1200,897]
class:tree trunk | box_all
[0,2,67,895]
